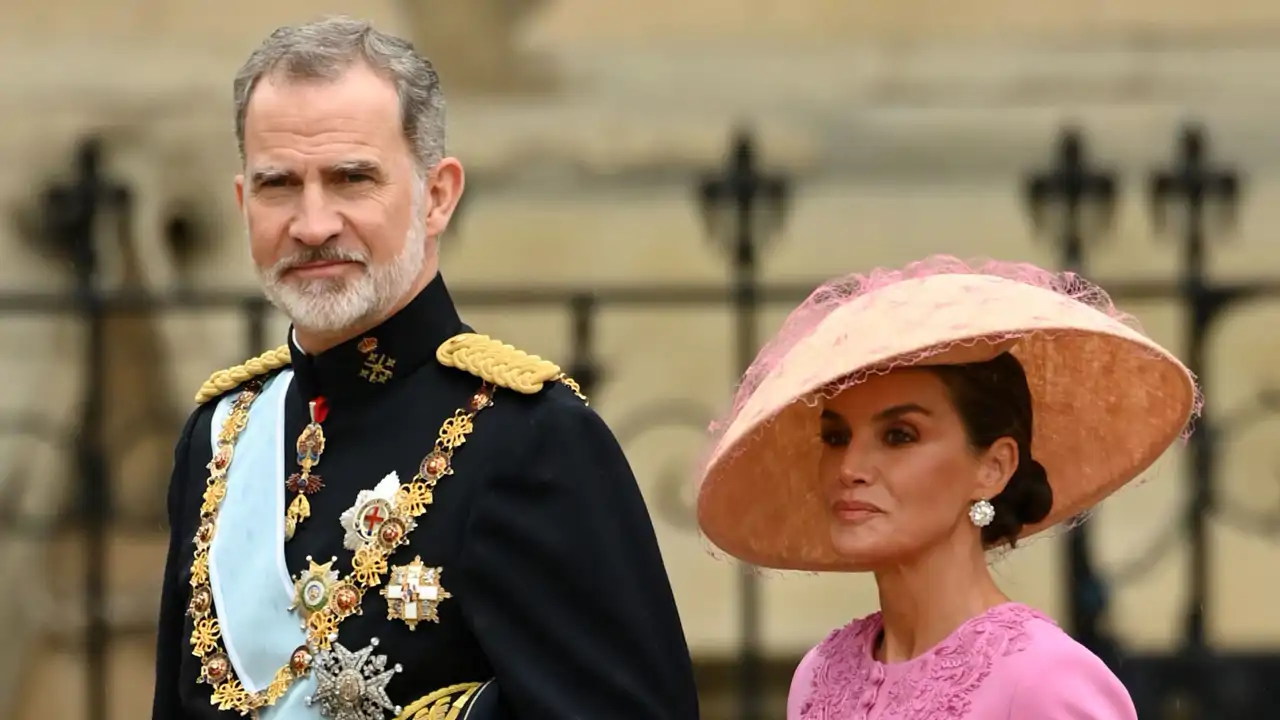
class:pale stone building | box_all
[2,1,1280,717]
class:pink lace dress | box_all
[787,603,1137,719]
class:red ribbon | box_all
[311,396,329,424]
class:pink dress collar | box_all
[799,602,1053,719]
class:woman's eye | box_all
[884,427,916,446]
[820,429,850,447]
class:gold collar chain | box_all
[186,379,495,715]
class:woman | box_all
[696,257,1200,719]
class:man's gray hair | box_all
[233,16,446,171]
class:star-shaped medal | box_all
[339,471,416,551]
[291,556,339,618]
[306,638,403,720]
[339,472,400,550]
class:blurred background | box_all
[2,1,1280,718]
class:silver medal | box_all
[306,638,403,720]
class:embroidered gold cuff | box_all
[395,681,491,720]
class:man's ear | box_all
[425,158,464,238]
[235,174,246,214]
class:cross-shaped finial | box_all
[1148,122,1242,237]
[696,129,791,267]
[1023,126,1118,267]
[40,136,130,277]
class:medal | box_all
[286,398,328,540]
[382,558,450,630]
[291,557,340,619]
[339,472,416,551]
[307,638,403,720]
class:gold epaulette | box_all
[193,345,292,405]
[436,333,587,401]
[396,682,488,720]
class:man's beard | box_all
[256,199,427,336]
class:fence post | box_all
[41,135,126,720]
[1023,125,1122,668]
[567,293,602,397]
[1149,122,1243,715]
[696,129,791,720]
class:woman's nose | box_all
[837,450,876,488]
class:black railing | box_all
[1024,121,1280,718]
[2,126,1280,720]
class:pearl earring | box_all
[969,499,995,528]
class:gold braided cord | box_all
[395,682,485,720]
[436,333,562,394]
[557,374,588,404]
[194,345,292,405]
[195,332,586,403]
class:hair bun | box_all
[1013,458,1053,525]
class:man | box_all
[151,16,700,720]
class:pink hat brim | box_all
[696,273,1198,571]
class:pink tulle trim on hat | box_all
[711,255,1201,443]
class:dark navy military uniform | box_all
[151,276,700,719]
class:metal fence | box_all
[2,125,1280,719]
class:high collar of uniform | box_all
[288,274,463,408]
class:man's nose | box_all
[290,185,343,246]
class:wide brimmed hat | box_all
[696,256,1201,572]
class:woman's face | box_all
[817,369,1006,568]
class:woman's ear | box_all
[976,437,1019,500]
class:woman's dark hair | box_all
[925,352,1054,548]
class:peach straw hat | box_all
[696,256,1202,572]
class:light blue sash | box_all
[208,370,318,717]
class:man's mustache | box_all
[270,246,369,277]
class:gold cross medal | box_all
[339,471,417,552]
[382,557,450,630]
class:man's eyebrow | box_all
[328,159,383,175]
[249,167,292,184]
